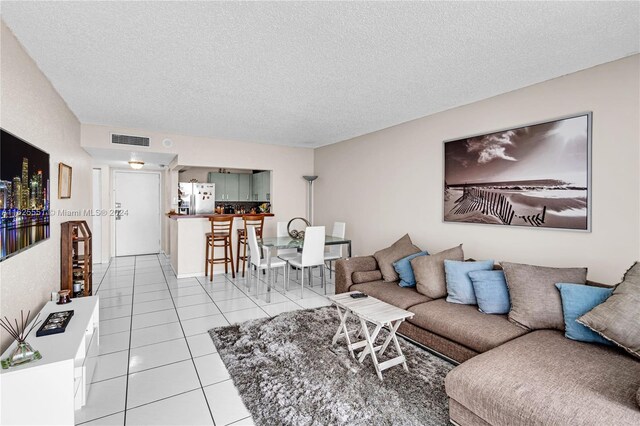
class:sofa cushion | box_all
[555,283,613,345]
[501,262,587,330]
[373,234,421,282]
[394,251,428,287]
[351,270,383,284]
[407,299,528,353]
[350,281,431,310]
[579,262,640,359]
[445,259,494,305]
[412,244,464,299]
[469,270,510,314]
[445,330,640,425]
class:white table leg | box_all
[390,320,409,372]
[379,319,403,356]
[332,306,356,358]
[358,318,383,380]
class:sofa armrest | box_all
[335,256,379,294]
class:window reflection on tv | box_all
[0,128,50,261]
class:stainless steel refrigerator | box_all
[178,182,216,214]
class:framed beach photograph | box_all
[443,112,592,231]
[58,163,72,199]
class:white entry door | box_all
[115,171,161,256]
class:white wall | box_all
[314,55,640,284]
[0,21,93,351]
[81,124,315,256]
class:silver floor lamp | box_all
[303,175,318,225]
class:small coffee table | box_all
[328,292,415,380]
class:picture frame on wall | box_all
[58,163,72,199]
[443,112,592,231]
[0,128,51,261]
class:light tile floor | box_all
[77,254,335,425]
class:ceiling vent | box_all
[111,133,150,147]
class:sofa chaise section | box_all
[445,330,640,426]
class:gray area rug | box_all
[209,306,454,425]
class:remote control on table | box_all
[350,293,368,299]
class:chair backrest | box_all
[247,225,261,267]
[210,216,233,236]
[328,222,346,256]
[243,215,264,238]
[301,226,325,267]
[277,221,288,238]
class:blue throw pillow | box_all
[393,251,428,287]
[555,283,613,345]
[445,259,495,304]
[469,270,510,314]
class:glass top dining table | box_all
[258,235,352,256]
[251,235,352,303]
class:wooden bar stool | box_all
[236,214,265,277]
[205,216,235,280]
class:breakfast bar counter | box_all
[168,213,274,278]
[168,213,274,220]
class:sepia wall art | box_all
[444,112,591,231]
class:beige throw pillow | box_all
[373,234,421,282]
[501,262,587,330]
[412,245,464,298]
[578,262,640,359]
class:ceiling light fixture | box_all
[128,160,145,170]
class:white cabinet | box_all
[0,297,100,426]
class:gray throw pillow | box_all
[373,234,421,282]
[578,262,640,359]
[502,262,587,330]
[412,245,464,299]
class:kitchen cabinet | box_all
[252,171,271,201]
[207,172,227,201]
[225,173,239,201]
[207,172,249,201]
[238,173,252,201]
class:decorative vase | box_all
[1,341,41,369]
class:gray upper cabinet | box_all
[238,174,252,201]
[252,171,271,201]
[225,174,239,201]
[207,172,226,201]
[262,171,271,202]
[252,172,262,201]
[207,172,250,201]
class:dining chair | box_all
[236,214,265,277]
[286,226,326,298]
[324,221,346,278]
[247,225,287,291]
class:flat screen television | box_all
[0,128,50,261]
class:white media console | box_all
[0,296,99,425]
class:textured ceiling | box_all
[2,2,638,147]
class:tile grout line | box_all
[121,256,137,426]
[155,254,218,426]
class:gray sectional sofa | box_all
[336,256,640,425]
